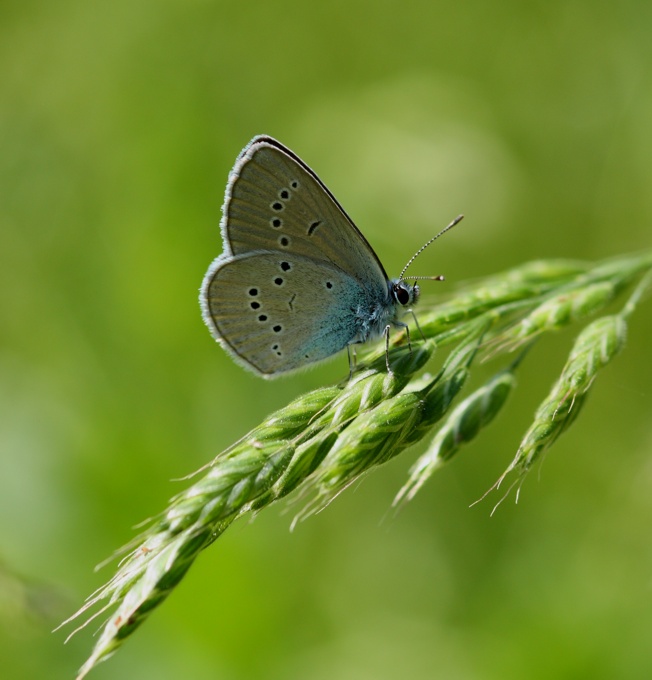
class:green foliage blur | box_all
[1,1,651,678]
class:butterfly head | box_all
[390,279,420,307]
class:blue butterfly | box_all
[201,135,461,378]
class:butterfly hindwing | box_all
[202,251,379,376]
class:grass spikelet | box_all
[61,252,652,678]
[487,272,650,507]
[295,331,484,520]
[492,281,616,351]
[394,364,518,507]
[416,259,590,337]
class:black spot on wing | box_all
[307,220,322,236]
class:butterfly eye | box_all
[394,283,411,306]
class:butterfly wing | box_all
[202,251,378,376]
[220,136,389,290]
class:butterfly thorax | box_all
[351,279,420,344]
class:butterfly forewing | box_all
[203,251,372,375]
[223,137,389,291]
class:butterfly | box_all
[200,135,462,378]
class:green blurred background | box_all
[1,1,651,678]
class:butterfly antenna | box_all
[399,214,464,281]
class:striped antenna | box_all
[399,214,464,281]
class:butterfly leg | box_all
[409,309,426,342]
[392,320,412,352]
[383,324,392,373]
[384,320,415,372]
[347,344,358,380]
[405,323,413,351]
